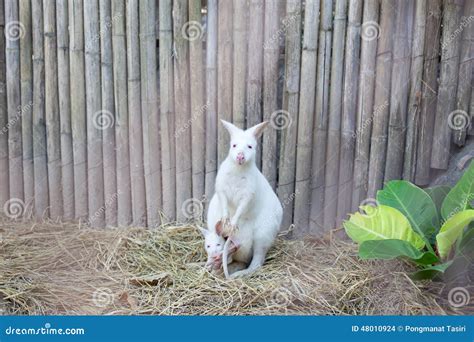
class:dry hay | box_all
[0,217,447,315]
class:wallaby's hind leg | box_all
[227,261,247,274]
[229,246,269,279]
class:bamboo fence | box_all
[0,0,472,235]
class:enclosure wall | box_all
[0,0,472,234]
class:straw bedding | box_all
[0,217,448,315]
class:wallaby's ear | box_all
[246,121,269,139]
[221,120,241,138]
[197,226,208,237]
[215,220,224,236]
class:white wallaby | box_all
[198,195,228,270]
[213,120,283,279]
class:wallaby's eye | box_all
[217,243,221,246]
[248,145,252,149]
[232,144,237,148]
[206,245,210,248]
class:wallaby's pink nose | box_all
[236,152,245,165]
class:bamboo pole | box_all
[246,0,264,166]
[0,0,8,209]
[470,85,474,136]
[384,0,415,182]
[453,0,474,146]
[20,0,33,212]
[351,0,379,211]
[159,0,176,221]
[57,0,74,220]
[217,0,233,165]
[310,0,333,233]
[32,0,49,218]
[403,0,426,182]
[188,0,205,204]
[337,0,363,225]
[112,0,132,225]
[415,0,442,185]
[277,0,302,230]
[140,0,161,226]
[44,0,62,219]
[100,0,117,226]
[366,0,396,198]
[205,0,218,204]
[293,0,319,236]
[232,0,247,129]
[127,0,146,226]
[431,0,463,170]
[69,0,88,221]
[173,0,192,221]
[262,0,280,189]
[84,0,105,227]
[5,0,24,203]
[323,0,347,230]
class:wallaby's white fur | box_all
[214,120,283,279]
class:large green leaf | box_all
[410,261,453,281]
[436,210,474,258]
[425,185,450,218]
[441,160,474,221]
[359,239,438,265]
[377,180,438,242]
[457,227,474,258]
[343,205,425,249]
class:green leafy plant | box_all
[343,160,474,280]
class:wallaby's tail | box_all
[222,238,231,279]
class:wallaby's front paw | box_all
[219,216,230,224]
[212,254,223,269]
[216,218,238,238]
[215,217,229,236]
[205,260,222,272]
